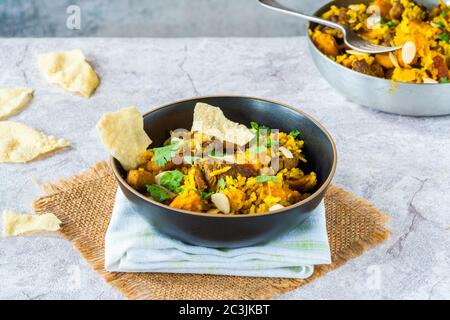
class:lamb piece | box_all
[370,63,385,78]
[375,0,393,20]
[201,163,258,188]
[193,166,207,191]
[389,1,405,20]
[375,53,395,69]
[127,169,155,191]
[352,60,372,74]
[385,68,395,79]
[433,55,449,79]
[352,60,385,78]
[382,31,395,47]
[329,15,340,24]
[278,155,299,171]
[286,175,316,192]
[312,30,340,57]
[338,8,348,25]
[329,8,348,26]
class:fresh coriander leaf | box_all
[251,122,271,147]
[255,175,279,183]
[438,33,450,43]
[440,77,449,83]
[153,141,180,167]
[289,130,300,138]
[386,21,398,27]
[217,178,226,189]
[381,19,398,27]
[200,191,214,200]
[159,170,184,194]
[146,184,171,202]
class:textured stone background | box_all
[0,0,329,37]
[0,37,449,299]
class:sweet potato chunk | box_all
[312,30,339,57]
[375,0,393,20]
[127,169,155,191]
[375,53,395,69]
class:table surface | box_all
[0,37,448,300]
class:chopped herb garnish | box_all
[380,18,398,28]
[255,175,279,183]
[440,77,449,83]
[289,130,300,138]
[200,191,214,200]
[146,184,171,202]
[438,33,450,43]
[217,178,226,189]
[250,121,271,147]
[159,170,184,194]
[153,141,180,167]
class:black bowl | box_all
[111,95,337,248]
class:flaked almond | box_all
[401,41,416,65]
[349,4,362,11]
[269,204,285,212]
[346,49,370,56]
[211,192,230,214]
[389,52,400,68]
[366,4,379,14]
[422,77,438,84]
[279,146,294,158]
[154,172,165,185]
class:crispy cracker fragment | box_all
[191,103,254,146]
[2,210,61,237]
[0,121,69,163]
[0,87,33,120]
[38,49,99,97]
[96,106,152,171]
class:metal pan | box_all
[307,0,450,116]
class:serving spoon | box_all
[257,0,402,54]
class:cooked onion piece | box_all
[211,193,231,214]
[269,204,285,212]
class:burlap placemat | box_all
[33,161,390,300]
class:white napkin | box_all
[105,190,331,279]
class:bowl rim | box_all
[307,1,450,87]
[110,94,337,218]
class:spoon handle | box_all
[257,0,345,32]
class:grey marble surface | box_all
[0,37,448,300]
[1,0,326,37]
